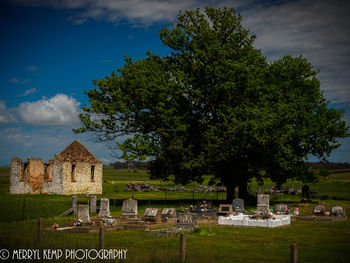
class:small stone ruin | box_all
[10,141,102,195]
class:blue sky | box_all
[0,0,349,165]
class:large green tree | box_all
[74,7,348,200]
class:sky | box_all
[0,0,349,165]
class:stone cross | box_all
[99,198,111,217]
[77,204,90,222]
[90,195,97,214]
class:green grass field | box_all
[0,166,349,262]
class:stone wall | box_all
[41,156,63,194]
[61,161,102,195]
[9,157,32,194]
[9,156,102,195]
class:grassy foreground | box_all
[0,166,349,262]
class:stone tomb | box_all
[99,198,110,217]
[331,206,345,217]
[162,208,176,220]
[313,204,327,215]
[218,214,291,228]
[77,205,90,222]
[143,208,161,223]
[274,204,289,215]
[122,199,138,216]
[232,198,244,212]
[177,213,197,228]
[257,194,270,213]
[218,204,233,215]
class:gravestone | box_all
[274,204,289,214]
[99,198,110,217]
[77,205,90,222]
[143,208,161,223]
[257,194,270,213]
[232,198,244,212]
[122,199,138,216]
[218,204,233,215]
[313,204,327,215]
[177,213,197,228]
[301,185,311,202]
[162,208,176,220]
[331,206,345,217]
[90,195,97,214]
[72,195,78,215]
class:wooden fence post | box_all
[290,244,298,263]
[99,227,104,249]
[38,218,43,244]
[180,233,186,262]
[22,198,26,220]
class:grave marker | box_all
[143,208,161,223]
[257,194,269,213]
[99,198,110,217]
[331,205,345,217]
[177,213,197,228]
[90,195,97,214]
[232,198,244,212]
[218,204,233,215]
[162,208,176,220]
[77,204,90,222]
[313,204,327,215]
[122,199,138,216]
[274,204,289,214]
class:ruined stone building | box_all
[10,141,102,195]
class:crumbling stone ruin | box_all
[10,140,102,195]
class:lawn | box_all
[0,166,349,262]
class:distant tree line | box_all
[305,162,350,170]
[111,161,149,170]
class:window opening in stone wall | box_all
[21,161,29,181]
[91,165,95,181]
[71,164,76,182]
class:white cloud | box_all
[9,77,19,84]
[18,94,80,126]
[0,101,17,124]
[21,78,31,85]
[25,65,39,71]
[239,0,350,104]
[12,0,250,26]
[19,88,38,97]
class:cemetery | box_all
[0,165,350,262]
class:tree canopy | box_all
[74,7,349,200]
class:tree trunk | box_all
[238,179,248,199]
[226,184,236,202]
